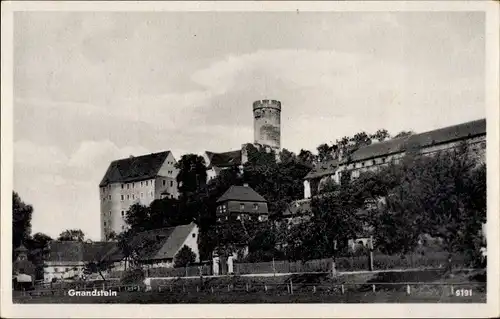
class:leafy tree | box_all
[12,192,33,257]
[297,149,316,167]
[58,229,85,242]
[174,245,196,268]
[370,129,391,142]
[25,232,52,280]
[175,154,207,197]
[394,130,414,138]
[125,203,150,231]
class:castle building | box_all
[204,99,282,182]
[303,118,486,199]
[99,151,179,241]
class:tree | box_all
[12,192,33,257]
[297,149,316,167]
[370,129,391,142]
[25,232,52,280]
[394,130,414,138]
[58,229,85,242]
[175,154,207,197]
[174,245,196,268]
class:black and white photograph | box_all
[1,1,499,318]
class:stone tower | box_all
[253,99,281,150]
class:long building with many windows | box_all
[99,151,179,241]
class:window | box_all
[55,267,59,272]
[163,180,166,186]
[150,191,153,197]
[121,195,124,201]
[240,203,245,211]
[133,183,135,188]
[127,195,130,200]
[146,181,148,186]
[108,195,111,200]
[121,184,124,189]
[121,211,125,217]
[192,233,196,238]
[236,214,241,220]
[382,158,386,163]
[109,211,111,216]
[481,142,486,149]
[253,204,259,210]
[141,193,144,198]
[127,184,130,189]
[170,181,173,187]
[141,181,143,187]
[132,194,135,199]
[104,221,107,226]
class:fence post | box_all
[264,284,268,292]
[450,285,454,296]
[211,287,214,293]
[227,284,230,292]
[290,279,294,295]
[341,284,345,294]
[196,286,199,292]
[372,284,376,293]
[272,258,276,277]
[246,283,249,292]
[313,285,316,293]
[406,284,411,295]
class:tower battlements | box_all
[252,99,282,111]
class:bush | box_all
[174,245,196,268]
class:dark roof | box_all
[348,118,485,162]
[304,159,339,179]
[216,185,267,203]
[206,150,242,168]
[346,135,411,162]
[99,151,171,187]
[45,241,116,263]
[305,118,486,179]
[102,223,197,262]
[46,241,85,262]
[283,199,312,216]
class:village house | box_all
[42,241,115,283]
[213,184,269,275]
[102,223,200,270]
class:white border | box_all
[1,1,499,318]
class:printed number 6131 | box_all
[455,288,473,297]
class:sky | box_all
[13,11,485,240]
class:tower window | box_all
[121,184,124,189]
[121,211,124,217]
[108,195,111,200]
[146,181,148,186]
[127,184,130,189]
[170,181,173,187]
[121,195,124,201]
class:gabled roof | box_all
[346,135,411,163]
[45,241,116,263]
[99,151,171,187]
[283,199,312,217]
[102,223,197,262]
[216,185,267,203]
[305,118,486,180]
[347,118,485,163]
[304,159,339,179]
[205,150,242,168]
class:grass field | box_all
[13,269,486,304]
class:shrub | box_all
[174,245,196,268]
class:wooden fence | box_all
[106,252,467,279]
